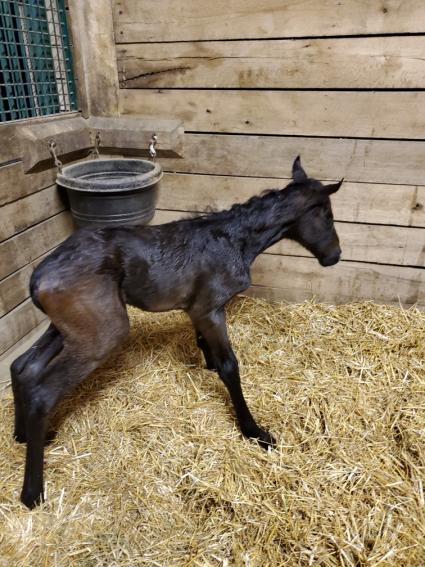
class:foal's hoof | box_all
[21,489,44,510]
[251,429,277,450]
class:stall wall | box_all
[0,0,118,360]
[0,117,76,357]
[114,0,425,308]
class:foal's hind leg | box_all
[191,309,276,449]
[19,278,129,509]
[20,348,103,509]
[10,324,62,443]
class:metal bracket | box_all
[48,138,63,173]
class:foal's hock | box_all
[11,156,343,508]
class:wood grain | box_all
[0,185,66,242]
[0,212,73,280]
[114,0,425,42]
[251,254,425,307]
[158,173,425,228]
[68,0,119,117]
[0,112,80,166]
[160,133,425,186]
[0,252,53,318]
[117,36,425,89]
[0,299,46,354]
[120,89,425,140]
[0,162,57,207]
[244,285,423,310]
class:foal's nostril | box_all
[320,251,341,267]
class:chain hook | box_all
[48,138,63,173]
[91,131,101,159]
[149,134,157,161]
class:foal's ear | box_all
[292,155,308,183]
[324,178,344,195]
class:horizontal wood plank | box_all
[114,0,425,42]
[0,251,53,318]
[0,162,57,207]
[160,134,425,186]
[158,173,425,227]
[0,299,46,354]
[117,36,425,89]
[0,185,66,242]
[0,212,73,280]
[152,210,425,267]
[0,112,80,166]
[244,286,423,310]
[251,255,425,307]
[120,90,425,140]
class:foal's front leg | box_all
[192,309,276,449]
[195,331,216,370]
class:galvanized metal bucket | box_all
[57,158,163,228]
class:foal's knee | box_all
[10,353,39,389]
[10,352,30,380]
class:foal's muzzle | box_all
[319,250,341,267]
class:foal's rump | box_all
[29,228,129,354]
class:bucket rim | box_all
[57,158,163,193]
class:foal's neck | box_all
[228,185,307,264]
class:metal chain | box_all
[91,131,101,159]
[48,139,63,173]
[149,133,158,161]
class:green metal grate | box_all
[0,0,77,123]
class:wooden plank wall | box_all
[114,0,425,308]
[0,120,76,357]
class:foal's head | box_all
[287,156,343,267]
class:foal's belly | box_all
[122,282,190,313]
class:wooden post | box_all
[67,0,119,117]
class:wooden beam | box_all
[157,173,425,228]
[244,286,423,310]
[120,89,425,140]
[117,36,425,89]
[114,0,425,42]
[68,0,120,117]
[251,255,425,307]
[0,299,46,354]
[0,113,79,166]
[86,116,184,157]
[0,212,73,280]
[19,116,92,173]
[159,134,425,186]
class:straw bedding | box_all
[0,297,424,566]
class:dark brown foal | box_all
[11,156,343,508]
